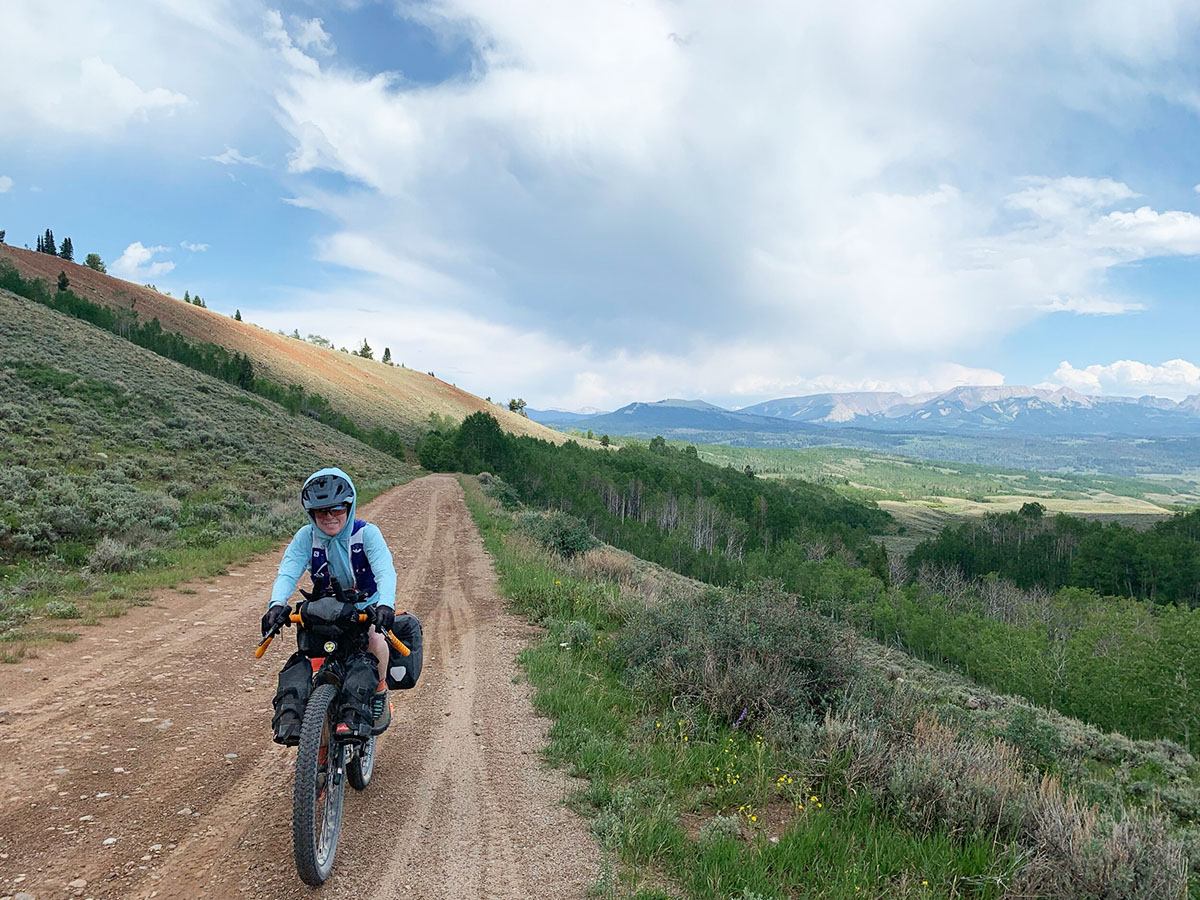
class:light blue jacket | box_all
[268,467,397,610]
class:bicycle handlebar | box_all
[254,607,409,658]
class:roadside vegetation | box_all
[426,413,1200,750]
[0,289,415,656]
[463,475,1197,899]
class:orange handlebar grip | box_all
[357,613,370,622]
[289,612,303,624]
[254,634,273,658]
[385,630,411,657]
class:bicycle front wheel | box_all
[293,683,344,885]
[347,735,376,790]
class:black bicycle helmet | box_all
[301,471,355,511]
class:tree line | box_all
[908,502,1200,605]
[419,412,890,584]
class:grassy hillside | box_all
[0,287,416,652]
[0,244,564,446]
[464,477,1199,899]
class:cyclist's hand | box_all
[373,605,395,633]
[261,604,291,638]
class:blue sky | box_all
[4,1,1200,409]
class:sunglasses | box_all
[313,506,349,518]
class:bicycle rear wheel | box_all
[293,683,344,885]
[347,735,376,790]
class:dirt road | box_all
[0,475,599,900]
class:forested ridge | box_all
[419,412,891,584]
[909,502,1200,605]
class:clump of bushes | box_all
[517,510,599,559]
[42,599,82,619]
[617,578,858,726]
[87,537,147,573]
[478,472,520,509]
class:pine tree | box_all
[184,290,191,304]
[358,339,373,359]
[234,309,243,321]
[84,253,106,273]
[36,234,43,253]
[0,229,6,244]
[44,229,56,256]
[382,347,392,365]
[57,270,69,292]
[59,237,73,261]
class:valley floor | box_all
[0,475,598,900]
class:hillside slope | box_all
[0,286,417,634]
[0,245,564,445]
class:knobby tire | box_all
[293,682,343,885]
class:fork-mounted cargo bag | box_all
[337,651,380,741]
[386,612,423,690]
[271,652,312,746]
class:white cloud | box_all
[1052,359,1200,400]
[240,279,1008,410]
[260,3,1200,405]
[293,17,334,55]
[1005,176,1138,220]
[0,175,11,193]
[180,241,209,252]
[10,56,187,135]
[110,242,175,280]
[202,146,265,167]
[0,1,269,141]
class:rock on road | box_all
[0,475,598,899]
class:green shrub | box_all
[697,814,741,849]
[517,510,599,559]
[564,618,594,648]
[617,578,858,728]
[43,599,81,619]
[88,537,146,573]
[1002,706,1064,770]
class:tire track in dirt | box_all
[0,475,598,900]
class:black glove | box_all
[392,612,421,644]
[261,604,291,638]
[373,605,395,633]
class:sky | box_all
[3,1,1200,410]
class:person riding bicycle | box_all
[263,467,398,744]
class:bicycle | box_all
[256,583,410,885]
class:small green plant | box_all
[697,814,741,849]
[42,600,81,619]
[565,618,594,648]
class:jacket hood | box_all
[303,467,358,589]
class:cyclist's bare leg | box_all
[367,626,388,682]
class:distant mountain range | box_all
[535,387,1200,437]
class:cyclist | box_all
[262,467,398,743]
